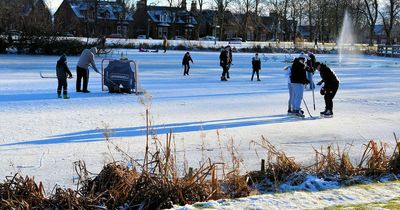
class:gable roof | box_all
[67,0,133,21]
[146,6,197,25]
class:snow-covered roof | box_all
[68,0,133,21]
[147,6,197,25]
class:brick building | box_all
[54,0,134,37]
[133,0,198,39]
[0,0,52,35]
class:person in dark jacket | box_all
[226,46,233,79]
[56,54,73,99]
[306,52,316,90]
[219,48,229,81]
[315,62,340,117]
[251,52,261,81]
[290,54,309,117]
[182,52,194,76]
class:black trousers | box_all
[221,65,228,77]
[251,69,260,80]
[324,84,339,111]
[76,66,89,92]
[183,64,190,75]
[57,78,68,95]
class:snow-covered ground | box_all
[0,50,399,208]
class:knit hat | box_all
[59,54,67,62]
[298,52,310,60]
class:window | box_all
[122,26,128,36]
[160,13,167,22]
[158,27,168,38]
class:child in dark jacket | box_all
[56,55,73,99]
[182,52,193,76]
[251,53,261,81]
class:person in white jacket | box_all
[76,47,99,93]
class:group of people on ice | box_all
[285,52,340,118]
[55,45,340,118]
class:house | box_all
[133,0,198,39]
[54,0,134,37]
[194,9,289,41]
[0,0,52,35]
[297,25,317,42]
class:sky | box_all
[45,0,63,13]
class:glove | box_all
[68,75,73,79]
[317,81,323,86]
[320,88,325,95]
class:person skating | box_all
[315,62,340,118]
[251,52,261,81]
[290,54,309,118]
[226,46,233,79]
[219,47,229,81]
[76,47,99,93]
[56,54,73,99]
[163,36,168,53]
[182,52,193,76]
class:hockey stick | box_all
[302,99,314,118]
[40,71,57,79]
[312,88,316,110]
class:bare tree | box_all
[379,0,400,44]
[233,0,255,40]
[214,0,233,40]
[167,0,183,7]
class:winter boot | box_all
[323,110,333,118]
[320,109,327,116]
[221,76,227,81]
[57,94,62,98]
[63,94,70,99]
[293,110,305,118]
[287,109,295,115]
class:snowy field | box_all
[0,50,399,208]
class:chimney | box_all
[136,0,147,10]
[181,0,187,10]
[190,1,197,12]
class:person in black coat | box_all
[56,55,73,99]
[219,48,229,81]
[226,46,233,78]
[251,52,261,81]
[182,52,194,76]
[315,62,340,117]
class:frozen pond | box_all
[0,50,399,190]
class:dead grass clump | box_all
[389,134,400,174]
[312,144,355,178]
[251,136,301,183]
[49,188,85,209]
[0,174,48,209]
[81,162,138,208]
[359,140,391,177]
